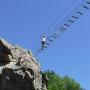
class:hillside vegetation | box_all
[45,70,85,90]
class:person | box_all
[41,35,46,50]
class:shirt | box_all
[42,37,46,42]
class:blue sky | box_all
[0,0,90,90]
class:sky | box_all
[0,0,90,90]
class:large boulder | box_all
[0,38,47,90]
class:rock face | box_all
[0,38,47,90]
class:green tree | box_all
[45,70,84,90]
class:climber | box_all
[41,35,47,50]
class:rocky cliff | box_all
[0,38,47,90]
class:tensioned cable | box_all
[32,0,90,56]
[31,0,79,50]
[34,0,90,56]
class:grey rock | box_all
[0,38,47,90]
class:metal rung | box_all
[40,48,43,50]
[46,43,50,45]
[68,20,74,23]
[77,11,83,15]
[48,39,53,42]
[83,5,89,9]
[72,16,78,19]
[61,27,66,30]
[54,34,60,36]
[59,29,65,31]
[34,52,38,55]
[51,36,57,38]
[87,1,90,4]
[64,24,70,26]
[37,49,41,52]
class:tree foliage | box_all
[45,70,84,90]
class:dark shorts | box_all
[41,41,45,45]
